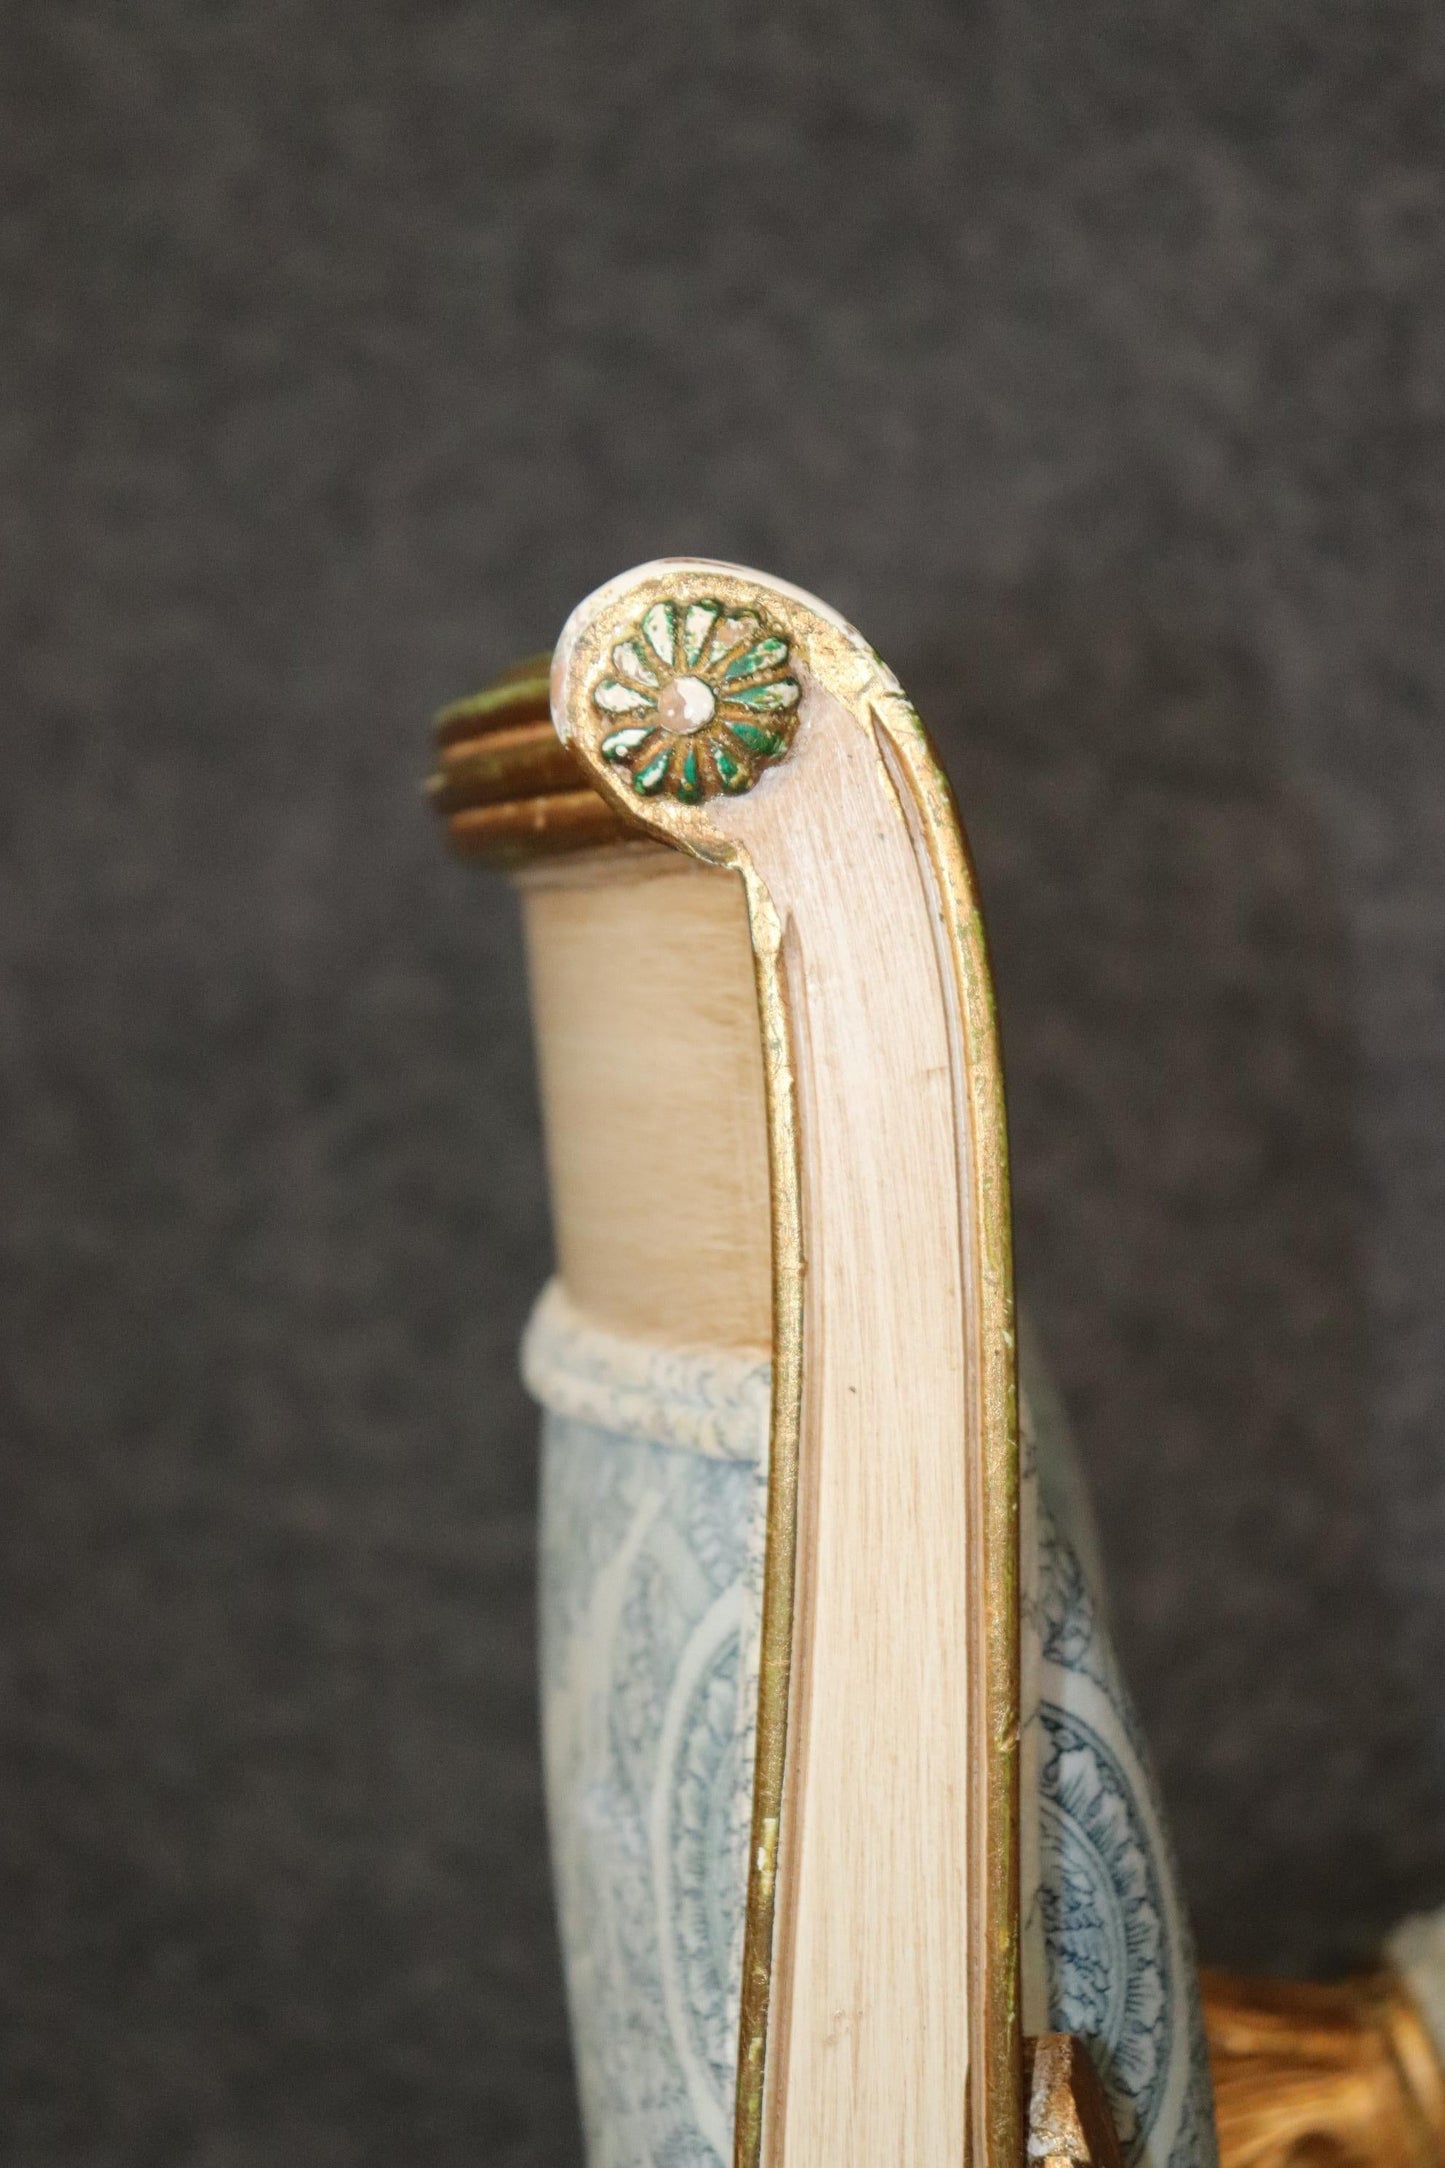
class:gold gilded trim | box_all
[434,656,551,744]
[1024,2034,1126,2168]
[444,788,632,864]
[732,868,804,2168]
[427,652,637,863]
[428,720,581,814]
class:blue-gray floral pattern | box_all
[528,1283,1217,2168]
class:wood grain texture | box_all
[714,691,976,2168]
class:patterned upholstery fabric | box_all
[525,1284,1217,2168]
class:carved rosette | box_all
[591,596,801,803]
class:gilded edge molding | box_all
[551,559,1022,2168]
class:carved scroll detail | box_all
[1203,1967,1445,2168]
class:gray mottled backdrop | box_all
[4,3,1445,2161]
